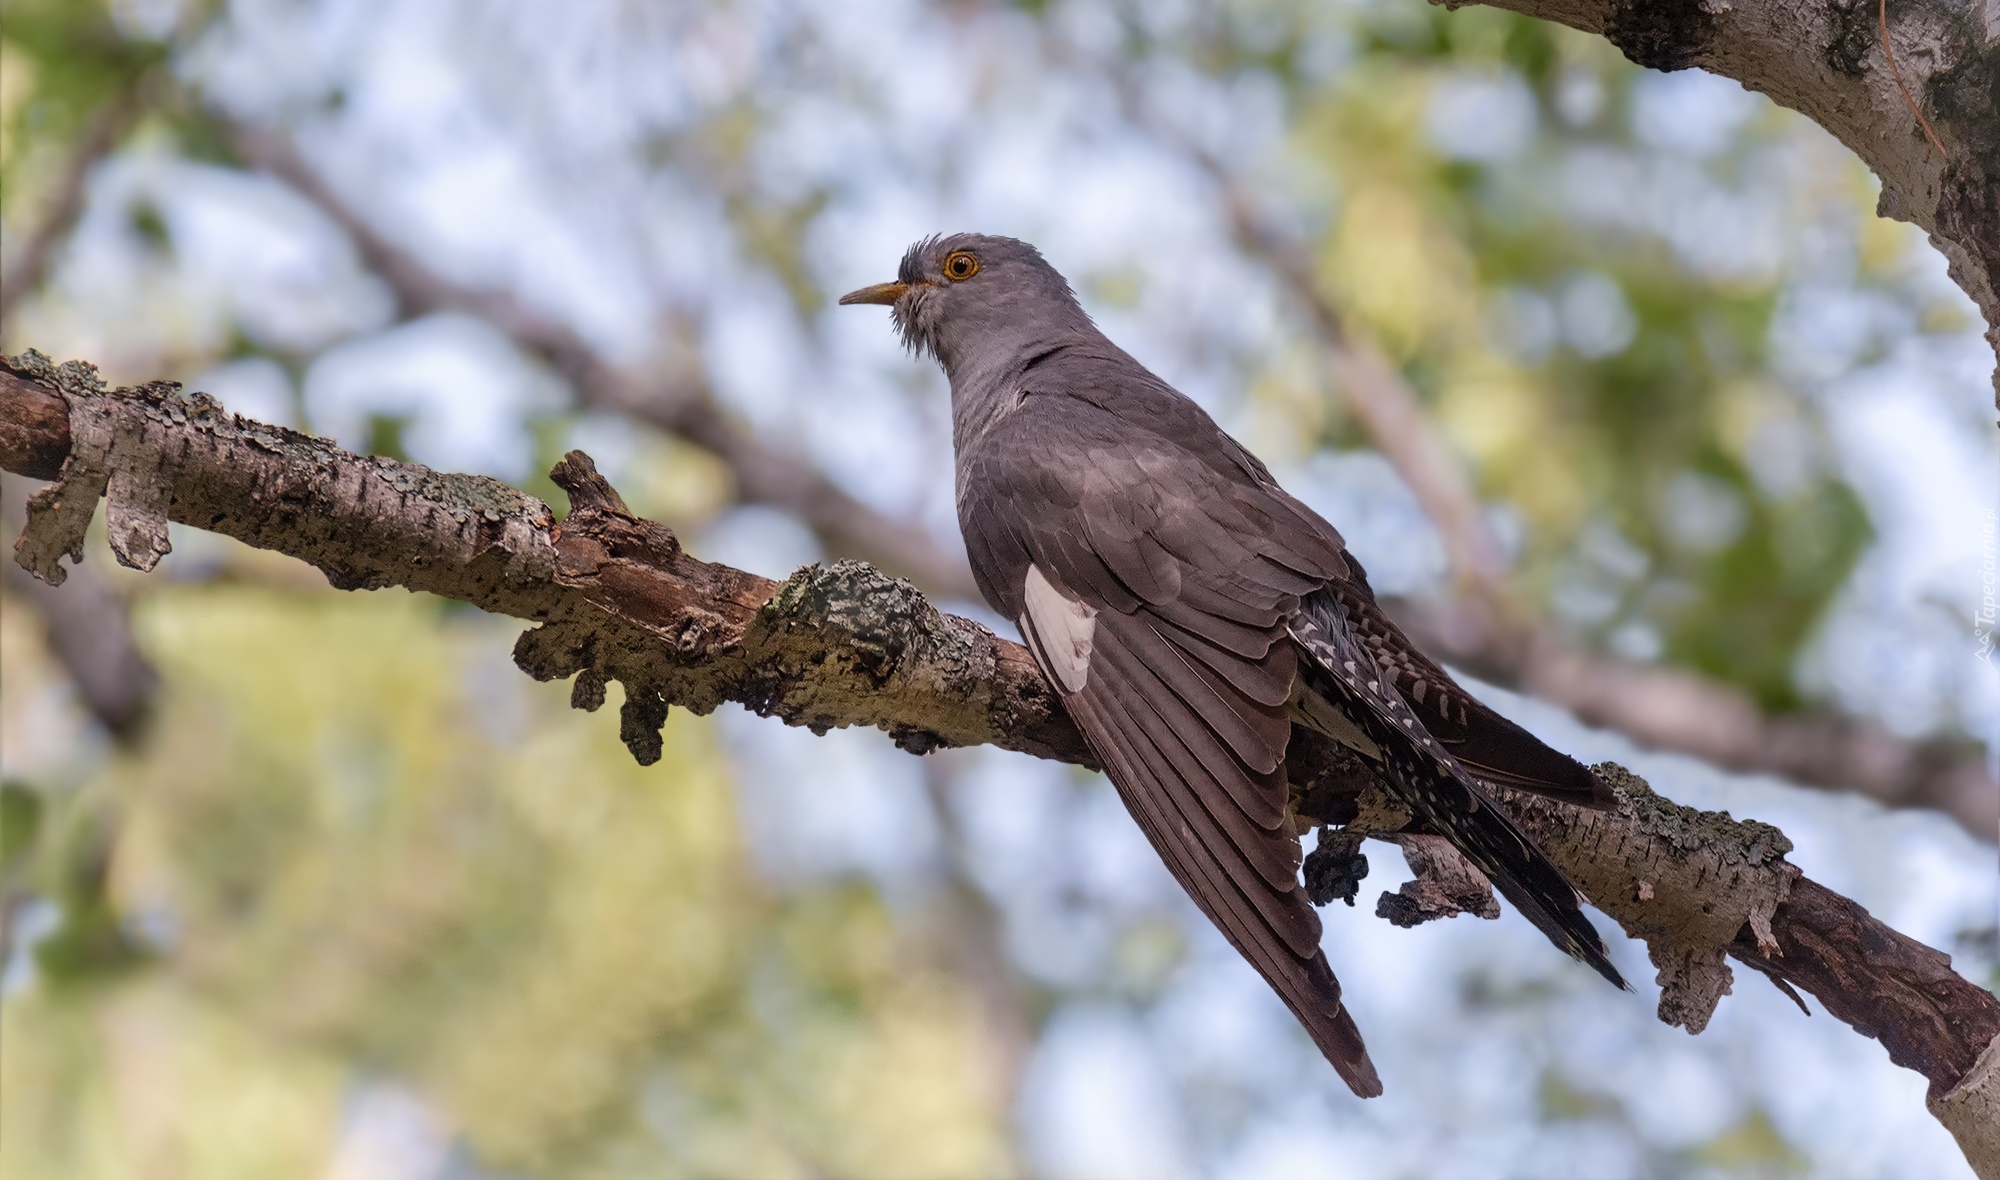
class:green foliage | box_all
[363,412,414,463]
[31,817,149,988]
[1686,1108,1810,1176]
[0,0,158,201]
[0,782,41,874]
[0,0,159,126]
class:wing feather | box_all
[1081,618,1300,894]
[1099,617,1288,777]
[1341,572,1616,809]
[956,360,1615,1100]
[1058,634,1383,1099]
[1152,612,1304,712]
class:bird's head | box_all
[839,233,1090,375]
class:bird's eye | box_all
[943,251,979,281]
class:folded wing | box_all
[975,407,1384,1096]
[1021,580,1382,1098]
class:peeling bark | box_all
[1444,0,2000,409]
[5,351,1996,1161]
[513,452,1089,769]
[1936,1034,2000,1176]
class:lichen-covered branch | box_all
[4,351,1996,1167]
[1440,0,2000,409]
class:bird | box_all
[841,233,1626,1098]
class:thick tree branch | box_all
[4,350,1994,1166]
[1440,0,2000,410]
[226,124,980,601]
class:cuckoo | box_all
[842,233,1626,1098]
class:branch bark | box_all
[5,350,1995,1168]
[1440,0,2000,410]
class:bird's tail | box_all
[1290,594,1627,990]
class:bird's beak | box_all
[838,281,909,306]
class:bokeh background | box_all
[2,2,1996,1177]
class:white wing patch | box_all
[1020,564,1097,692]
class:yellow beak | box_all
[838,281,909,306]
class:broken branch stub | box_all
[1374,834,1502,927]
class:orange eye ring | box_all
[942,251,979,281]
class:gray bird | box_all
[842,233,1625,1097]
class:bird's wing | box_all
[967,416,1381,1097]
[1336,572,1615,810]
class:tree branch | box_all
[1439,0,2000,410]
[225,124,981,601]
[4,349,1995,1168]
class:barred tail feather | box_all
[1291,594,1627,990]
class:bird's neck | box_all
[942,324,1092,454]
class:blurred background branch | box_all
[0,67,148,333]
[226,121,981,601]
[0,528,156,740]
